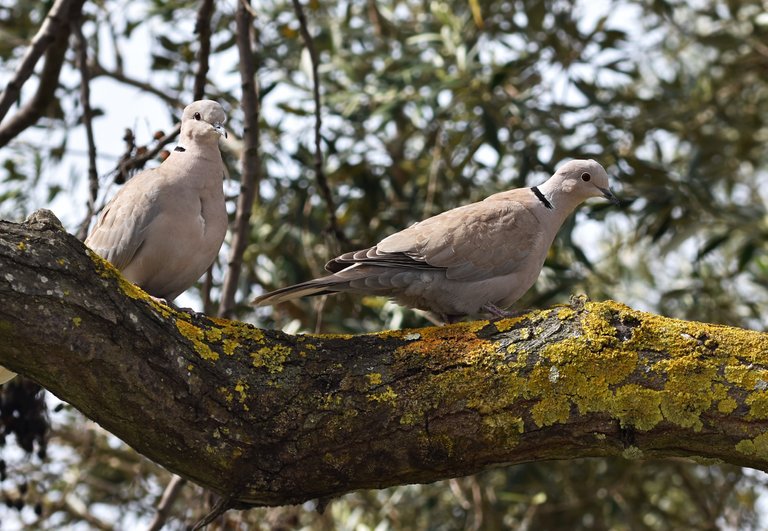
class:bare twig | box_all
[191,495,235,531]
[217,0,262,318]
[290,0,346,244]
[71,19,99,241]
[202,266,215,315]
[0,0,87,148]
[115,123,181,182]
[146,475,187,531]
[193,0,215,100]
[89,60,181,108]
[0,0,74,124]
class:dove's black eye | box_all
[194,112,202,121]
[581,172,591,182]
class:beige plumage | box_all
[85,100,228,302]
[253,159,618,323]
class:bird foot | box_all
[481,303,525,320]
[148,296,200,316]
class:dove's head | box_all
[181,100,228,143]
[547,159,618,205]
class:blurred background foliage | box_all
[1,0,768,528]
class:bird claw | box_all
[481,303,523,320]
[148,296,199,316]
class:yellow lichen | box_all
[493,314,527,333]
[250,344,292,373]
[745,391,768,419]
[718,397,738,414]
[366,373,383,386]
[17,242,26,251]
[531,394,570,427]
[479,414,524,450]
[218,386,234,404]
[176,320,219,361]
[234,381,249,410]
[612,385,663,430]
[72,317,82,327]
[736,432,768,458]
[622,446,644,460]
[205,328,222,342]
[319,393,342,410]
[367,386,398,405]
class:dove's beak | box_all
[213,123,228,138]
[599,187,620,205]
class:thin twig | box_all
[0,0,87,148]
[116,123,181,181]
[89,60,181,108]
[0,0,73,124]
[193,0,215,100]
[71,19,99,241]
[191,494,234,531]
[218,0,262,318]
[146,475,187,531]
[290,0,346,244]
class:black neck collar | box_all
[531,186,553,209]
[174,146,186,152]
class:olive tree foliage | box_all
[0,0,766,528]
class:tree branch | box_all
[192,0,215,101]
[0,0,87,148]
[71,18,99,241]
[0,0,74,124]
[88,61,182,109]
[218,0,261,319]
[114,123,182,183]
[3,211,768,507]
[291,0,346,244]
[147,475,187,531]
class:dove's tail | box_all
[251,275,351,307]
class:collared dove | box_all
[4,102,227,385]
[253,159,618,323]
[85,100,228,302]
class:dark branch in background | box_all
[0,0,87,148]
[71,19,100,242]
[192,0,217,313]
[192,0,215,101]
[0,0,73,124]
[290,0,347,245]
[218,0,262,318]
[89,61,181,108]
[147,475,187,531]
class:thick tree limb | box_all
[2,211,768,507]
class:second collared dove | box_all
[85,100,228,302]
[253,159,618,323]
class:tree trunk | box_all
[1,210,767,507]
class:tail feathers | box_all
[252,277,341,307]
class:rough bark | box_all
[2,211,768,507]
